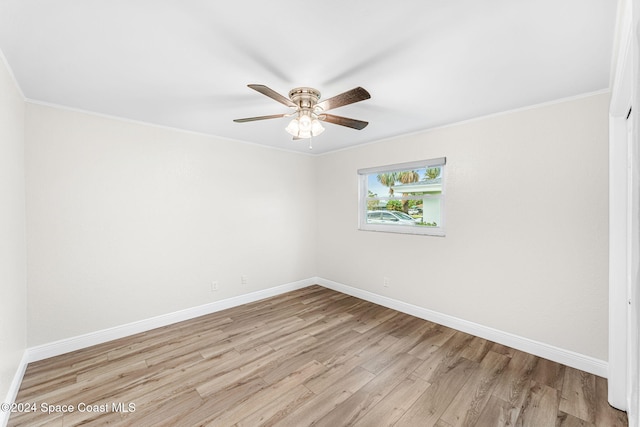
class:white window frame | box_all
[358,157,446,236]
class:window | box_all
[358,157,446,236]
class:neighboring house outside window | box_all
[358,157,446,236]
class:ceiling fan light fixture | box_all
[298,113,312,132]
[285,112,325,139]
[285,118,299,136]
[298,129,312,139]
[311,119,325,136]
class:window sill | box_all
[358,224,446,237]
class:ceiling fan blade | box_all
[316,87,371,112]
[233,113,287,123]
[320,114,369,130]
[247,84,297,108]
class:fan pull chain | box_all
[309,135,313,150]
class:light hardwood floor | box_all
[8,285,627,426]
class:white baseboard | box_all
[1,351,29,427]
[25,278,315,363]
[315,277,608,377]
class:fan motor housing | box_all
[289,87,321,109]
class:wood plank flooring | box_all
[8,286,628,426]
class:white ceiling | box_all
[0,0,619,154]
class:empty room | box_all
[1,0,638,426]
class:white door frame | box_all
[609,0,639,422]
[628,105,640,424]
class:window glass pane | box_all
[394,212,414,221]
[367,211,381,220]
[359,159,445,235]
[418,197,441,227]
[366,209,419,225]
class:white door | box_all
[608,1,637,417]
[628,103,640,425]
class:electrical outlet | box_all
[383,277,390,288]
[211,281,219,292]
[241,275,248,285]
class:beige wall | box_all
[24,104,317,346]
[0,55,27,401]
[16,90,611,363]
[316,92,610,360]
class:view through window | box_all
[358,158,445,236]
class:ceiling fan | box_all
[233,84,371,141]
